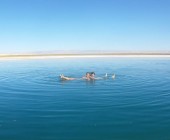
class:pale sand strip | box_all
[0,54,170,60]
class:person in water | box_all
[89,72,95,79]
[82,72,91,80]
[60,72,115,80]
[60,72,95,80]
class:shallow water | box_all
[0,58,170,140]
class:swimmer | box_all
[89,72,96,80]
[82,72,91,80]
[59,72,115,80]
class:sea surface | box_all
[0,57,170,140]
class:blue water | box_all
[0,58,170,140]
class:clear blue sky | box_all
[0,0,170,53]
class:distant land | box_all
[0,51,170,59]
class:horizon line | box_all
[0,52,170,59]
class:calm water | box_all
[0,58,170,140]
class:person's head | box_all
[86,72,90,77]
[90,72,95,77]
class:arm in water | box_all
[90,73,115,80]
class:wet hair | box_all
[90,72,95,75]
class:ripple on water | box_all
[0,58,170,140]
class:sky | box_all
[0,0,170,53]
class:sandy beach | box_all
[0,53,170,60]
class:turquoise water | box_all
[0,58,170,140]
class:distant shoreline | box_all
[0,53,170,60]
